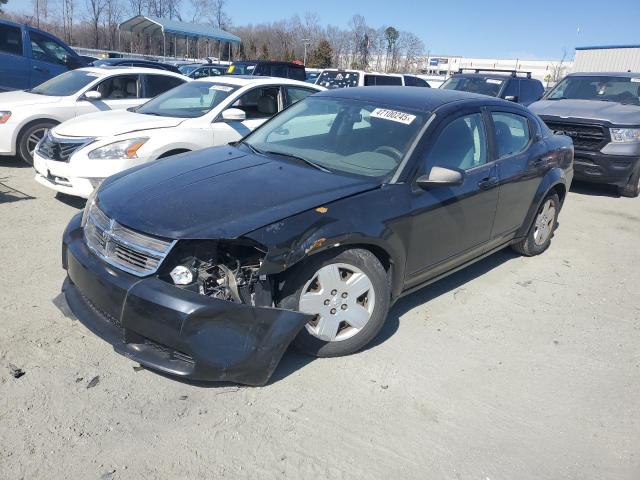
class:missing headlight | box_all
[160,240,269,306]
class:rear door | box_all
[519,79,544,106]
[489,109,548,239]
[0,23,29,91]
[27,29,74,87]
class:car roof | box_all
[79,66,185,78]
[194,75,321,88]
[567,71,640,78]
[315,86,515,112]
[232,60,304,67]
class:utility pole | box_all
[36,0,40,28]
[302,38,311,65]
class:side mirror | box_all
[504,95,518,102]
[221,108,246,122]
[83,90,102,101]
[416,166,464,189]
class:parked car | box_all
[61,87,573,385]
[530,72,640,197]
[0,19,88,92]
[33,76,324,198]
[227,60,306,81]
[92,58,181,74]
[0,67,187,164]
[441,69,544,106]
[316,69,408,88]
[305,68,322,84]
[177,63,201,75]
[188,64,227,79]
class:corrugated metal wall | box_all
[573,48,640,72]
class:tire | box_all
[278,248,390,357]
[618,167,640,198]
[18,121,56,166]
[512,192,561,257]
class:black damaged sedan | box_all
[62,87,573,385]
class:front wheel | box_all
[18,121,56,166]
[512,192,560,257]
[278,248,390,357]
[618,167,640,198]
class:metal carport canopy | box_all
[118,15,241,44]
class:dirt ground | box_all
[0,156,639,480]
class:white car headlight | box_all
[88,137,149,159]
[610,128,640,143]
[0,111,11,124]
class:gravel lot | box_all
[1,156,639,480]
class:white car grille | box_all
[37,131,94,162]
[83,202,175,276]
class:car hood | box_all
[54,110,185,138]
[530,99,640,126]
[0,90,63,107]
[97,146,378,239]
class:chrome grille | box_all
[83,202,175,276]
[37,131,94,162]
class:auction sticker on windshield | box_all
[370,108,416,125]
[209,85,233,92]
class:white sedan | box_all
[0,67,187,164]
[33,76,325,198]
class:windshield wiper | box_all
[262,150,331,173]
[235,140,262,155]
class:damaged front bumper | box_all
[61,214,312,386]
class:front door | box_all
[406,111,499,287]
[76,74,144,116]
[213,86,283,145]
[27,29,71,87]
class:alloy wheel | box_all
[27,128,48,154]
[533,199,556,245]
[298,263,376,342]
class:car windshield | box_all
[178,64,200,75]
[29,70,99,96]
[228,62,257,75]
[441,76,504,96]
[244,96,428,180]
[316,71,360,89]
[546,75,640,105]
[136,81,238,118]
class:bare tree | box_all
[103,0,122,50]
[128,0,146,15]
[61,0,75,44]
[85,0,106,48]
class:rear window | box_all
[441,76,504,97]
[0,24,23,56]
[317,71,360,89]
[228,62,257,75]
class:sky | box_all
[6,0,640,60]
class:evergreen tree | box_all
[308,39,333,69]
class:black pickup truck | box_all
[530,72,640,197]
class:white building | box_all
[420,55,572,84]
[573,45,640,72]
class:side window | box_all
[520,80,544,104]
[415,77,430,88]
[0,24,23,56]
[145,75,184,98]
[425,113,487,172]
[364,75,376,86]
[232,86,280,119]
[270,65,288,78]
[403,75,416,86]
[253,64,268,76]
[285,86,317,107]
[191,68,208,79]
[29,31,71,65]
[288,67,306,81]
[491,112,531,158]
[376,75,402,86]
[95,75,140,99]
[501,78,520,100]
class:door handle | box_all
[33,66,49,73]
[478,176,498,190]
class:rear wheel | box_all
[278,248,390,357]
[512,192,560,257]
[618,167,640,198]
[18,121,56,166]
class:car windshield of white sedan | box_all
[546,76,640,105]
[136,81,239,118]
[441,76,503,96]
[245,97,427,180]
[29,70,99,96]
